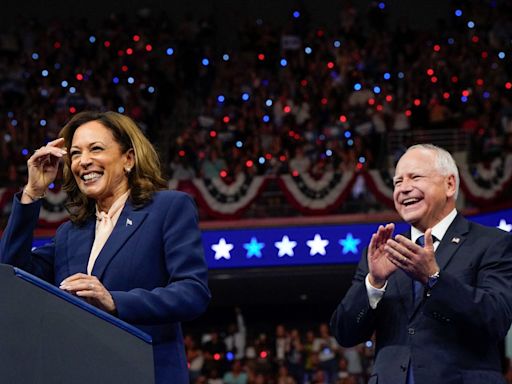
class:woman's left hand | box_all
[60,273,117,315]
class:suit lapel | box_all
[91,202,148,279]
[435,213,468,270]
[67,218,96,275]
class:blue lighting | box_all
[127,77,135,84]
[344,131,352,139]
[304,47,312,55]
[236,141,243,148]
[7,112,13,118]
[347,139,354,146]
[354,83,362,91]
[49,183,55,189]
[383,72,391,80]
[455,9,463,17]
[226,352,234,361]
[333,40,341,48]
[166,48,174,56]
[32,52,39,60]
[222,54,230,61]
[41,70,49,77]
[292,10,300,18]
[259,156,265,164]
[40,119,47,127]
[447,38,455,45]
[148,86,155,93]
[359,156,366,163]
[54,63,61,70]
[483,91,490,99]
[461,96,468,103]
[118,106,125,113]
[242,93,250,101]
[467,21,475,29]
[398,72,405,79]
[69,87,76,94]
[202,58,210,66]
[498,52,506,59]
[373,86,381,94]
[280,58,288,67]
[263,115,270,123]
[378,2,385,10]
[217,95,225,103]
[22,148,29,156]
[89,36,96,43]
[326,149,333,157]
[265,99,273,107]
[113,77,120,84]
[61,80,68,88]
[11,119,18,127]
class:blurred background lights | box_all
[333,40,341,48]
[373,86,381,94]
[61,80,68,88]
[498,52,506,59]
[40,119,47,127]
[398,72,405,79]
[69,87,76,94]
[127,77,135,84]
[147,86,155,94]
[265,99,273,107]
[235,141,243,148]
[41,70,49,77]
[263,115,270,123]
[292,10,300,18]
[117,106,125,113]
[166,47,174,56]
[217,95,225,103]
[304,47,312,54]
[378,2,386,10]
[113,77,120,84]
[242,92,250,101]
[31,52,39,60]
[280,58,288,67]
[11,119,18,127]
[22,148,29,156]
[383,72,391,80]
[202,58,210,66]
[326,149,333,157]
[467,21,475,29]
[353,83,362,91]
[89,36,96,43]
[455,9,463,17]
[259,156,265,164]
[222,54,230,61]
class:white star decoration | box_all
[307,234,329,256]
[274,236,297,257]
[211,238,234,260]
[498,219,512,232]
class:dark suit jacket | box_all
[331,214,512,384]
[0,190,211,384]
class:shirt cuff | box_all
[365,274,387,309]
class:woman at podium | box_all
[0,111,211,384]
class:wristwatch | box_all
[425,270,440,296]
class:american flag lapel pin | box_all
[126,218,133,226]
[451,237,460,244]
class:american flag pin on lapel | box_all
[451,237,460,244]
[126,218,133,226]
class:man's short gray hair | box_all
[405,144,460,200]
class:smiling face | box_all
[393,147,456,231]
[70,121,134,211]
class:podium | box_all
[0,264,155,384]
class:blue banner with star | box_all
[31,208,512,270]
[203,208,512,269]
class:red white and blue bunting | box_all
[1,156,511,227]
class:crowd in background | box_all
[0,1,512,190]
[184,309,373,384]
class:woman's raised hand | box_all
[22,138,67,203]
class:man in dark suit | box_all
[331,144,512,384]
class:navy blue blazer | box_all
[331,214,512,384]
[0,190,211,384]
